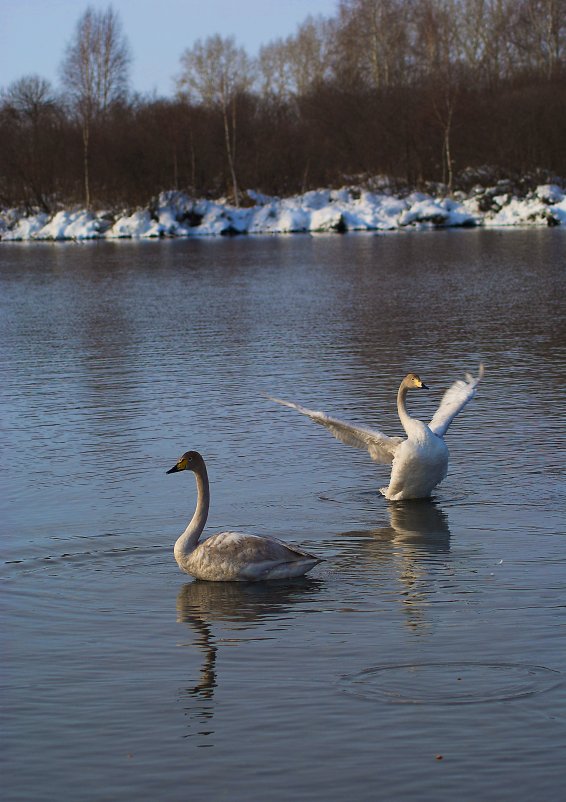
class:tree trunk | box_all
[443,103,454,192]
[433,90,455,193]
[82,119,91,209]
[190,132,196,191]
[172,146,178,190]
[222,99,239,206]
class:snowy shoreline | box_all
[1,183,565,241]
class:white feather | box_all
[268,365,483,500]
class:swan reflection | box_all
[176,578,323,742]
[337,500,451,633]
[383,499,451,550]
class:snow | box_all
[1,183,564,241]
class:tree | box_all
[511,0,566,79]
[335,0,412,90]
[453,0,515,88]
[60,5,130,207]
[258,39,295,100]
[413,0,463,189]
[176,35,255,206]
[285,16,336,95]
[0,75,61,209]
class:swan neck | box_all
[397,382,413,435]
[176,464,210,557]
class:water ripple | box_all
[341,662,563,705]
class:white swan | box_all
[267,366,483,501]
[166,450,323,581]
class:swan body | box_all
[166,450,323,581]
[268,366,483,501]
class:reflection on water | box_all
[176,578,323,742]
[2,232,566,802]
[176,576,324,627]
[335,500,451,632]
[385,499,451,545]
[377,501,451,633]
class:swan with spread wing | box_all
[267,366,483,501]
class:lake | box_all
[2,229,565,801]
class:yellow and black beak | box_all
[421,382,429,389]
[166,456,188,474]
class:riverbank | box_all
[1,182,564,241]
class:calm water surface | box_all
[2,231,565,801]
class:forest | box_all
[0,0,564,212]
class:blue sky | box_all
[0,0,338,97]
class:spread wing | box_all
[428,364,484,437]
[266,394,403,464]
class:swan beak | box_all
[421,382,429,389]
[166,464,180,474]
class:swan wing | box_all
[205,532,318,562]
[266,394,402,464]
[202,532,323,580]
[428,364,484,437]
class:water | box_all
[2,230,565,801]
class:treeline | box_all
[1,0,565,211]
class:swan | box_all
[267,366,483,501]
[166,450,323,581]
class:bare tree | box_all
[0,75,61,209]
[335,0,412,89]
[258,39,295,100]
[510,0,566,79]
[2,0,565,210]
[2,75,55,118]
[413,0,462,189]
[258,15,336,102]
[60,5,130,207]
[176,35,254,206]
[453,0,514,86]
[286,16,336,94]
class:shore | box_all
[1,182,564,241]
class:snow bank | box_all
[1,183,564,241]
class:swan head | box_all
[403,373,429,390]
[166,450,204,474]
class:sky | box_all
[0,0,339,97]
